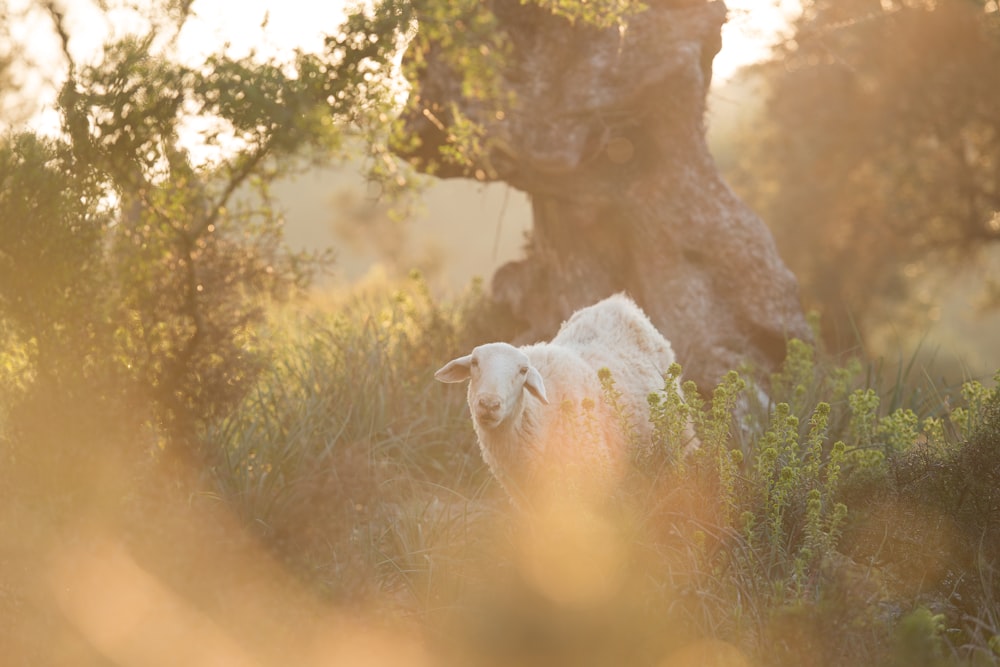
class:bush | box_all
[632,340,1000,666]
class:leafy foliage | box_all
[529,0,647,28]
[631,339,1000,665]
[1,0,403,456]
[724,0,1000,348]
[0,133,109,371]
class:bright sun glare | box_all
[716,0,801,83]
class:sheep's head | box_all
[435,342,549,429]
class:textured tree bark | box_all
[396,0,812,390]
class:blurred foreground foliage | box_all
[3,272,1000,666]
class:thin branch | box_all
[196,136,275,237]
[45,2,76,76]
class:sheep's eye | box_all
[470,358,479,368]
[519,366,528,375]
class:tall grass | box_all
[201,279,1000,665]
[203,274,508,605]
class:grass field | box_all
[1,275,998,666]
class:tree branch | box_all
[45,2,75,76]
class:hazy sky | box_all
[717,0,800,82]
[175,0,799,83]
[9,0,799,159]
[177,0,800,83]
[14,0,798,91]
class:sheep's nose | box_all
[477,396,501,416]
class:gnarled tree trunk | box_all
[396,0,811,390]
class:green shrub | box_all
[636,339,999,665]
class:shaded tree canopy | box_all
[390,0,813,390]
[725,0,1000,351]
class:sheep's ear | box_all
[434,355,473,383]
[524,367,549,404]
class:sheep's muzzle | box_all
[474,395,503,427]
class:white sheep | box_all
[434,293,694,506]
